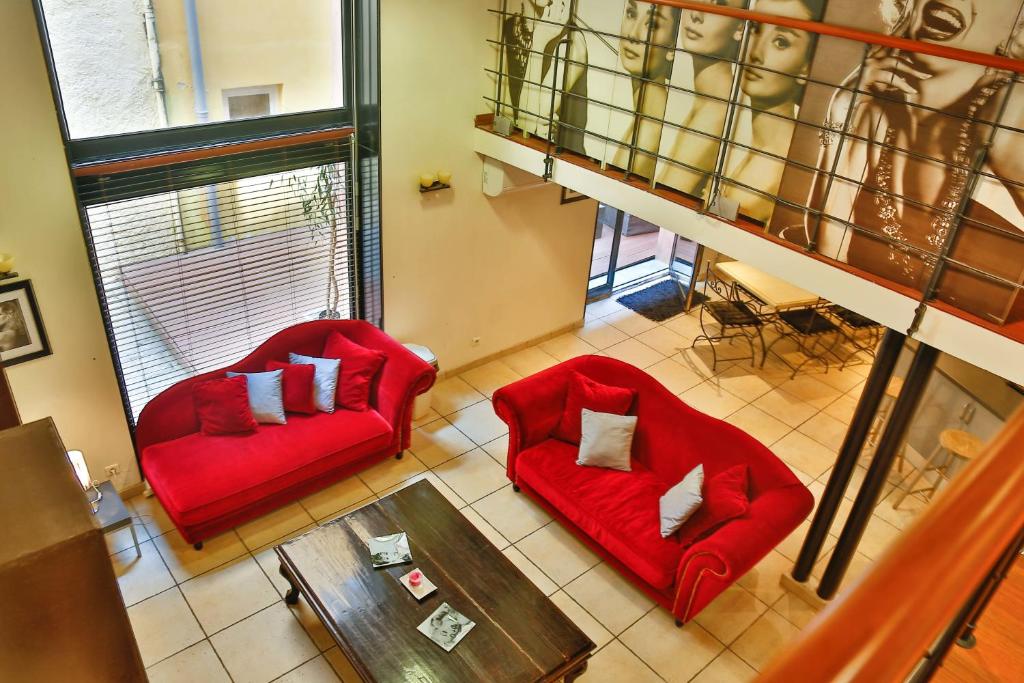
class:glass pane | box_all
[40,0,344,139]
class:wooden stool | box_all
[892,429,984,509]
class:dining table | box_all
[714,260,821,311]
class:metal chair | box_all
[828,305,884,369]
[691,264,765,370]
[763,303,842,378]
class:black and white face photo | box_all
[0,301,30,353]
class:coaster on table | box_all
[399,568,437,600]
[368,532,412,568]
[417,602,475,652]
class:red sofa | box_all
[492,355,813,624]
[135,320,436,546]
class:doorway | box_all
[587,203,701,302]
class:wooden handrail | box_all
[655,0,1024,74]
[758,406,1024,682]
[71,127,355,178]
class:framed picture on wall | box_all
[0,280,51,366]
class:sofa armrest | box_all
[346,323,436,450]
[492,363,573,481]
[671,483,814,622]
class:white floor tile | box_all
[408,418,477,467]
[472,485,551,543]
[128,589,205,667]
[448,400,507,445]
[430,376,486,416]
[619,609,725,682]
[501,546,558,595]
[145,640,231,683]
[180,556,279,635]
[516,521,601,587]
[211,604,318,683]
[580,640,661,682]
[459,360,522,397]
[112,540,175,607]
[549,590,614,649]
[432,448,508,503]
[564,564,655,635]
[300,476,375,522]
[236,503,315,552]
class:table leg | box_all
[130,523,141,558]
[279,563,301,605]
[564,660,588,682]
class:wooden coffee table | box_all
[275,480,594,682]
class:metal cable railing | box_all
[482,0,1024,330]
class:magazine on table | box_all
[368,532,412,568]
[417,602,475,652]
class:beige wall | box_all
[380,0,596,370]
[154,0,343,125]
[0,0,140,488]
[0,0,595,492]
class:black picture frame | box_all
[0,279,51,366]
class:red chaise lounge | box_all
[492,355,813,624]
[135,320,435,547]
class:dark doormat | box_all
[616,279,707,322]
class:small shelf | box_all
[419,181,451,194]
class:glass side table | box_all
[93,480,141,557]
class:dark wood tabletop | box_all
[275,480,594,683]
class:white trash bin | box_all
[403,343,438,420]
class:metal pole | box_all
[817,342,939,600]
[792,327,905,582]
[183,0,223,247]
[955,527,1024,649]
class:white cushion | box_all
[660,464,704,538]
[226,369,286,425]
[288,353,340,413]
[576,408,637,472]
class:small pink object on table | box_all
[409,571,422,587]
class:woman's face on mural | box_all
[620,1,680,80]
[682,0,745,58]
[741,0,814,104]
[909,0,1020,55]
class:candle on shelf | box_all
[437,171,452,186]
[419,174,435,189]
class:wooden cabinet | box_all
[0,419,146,682]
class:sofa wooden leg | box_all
[395,451,404,460]
[193,542,203,551]
[513,484,521,492]
[675,619,683,627]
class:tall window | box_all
[34,0,380,424]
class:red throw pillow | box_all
[554,371,636,445]
[322,331,386,411]
[678,464,750,547]
[266,360,317,414]
[193,376,258,436]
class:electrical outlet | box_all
[471,337,481,346]
[104,463,120,479]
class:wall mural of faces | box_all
[493,0,1024,323]
[767,0,1024,323]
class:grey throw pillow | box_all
[226,369,286,425]
[660,464,704,538]
[288,353,341,413]
[576,408,637,472]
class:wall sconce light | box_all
[0,253,17,280]
[419,171,452,194]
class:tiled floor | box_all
[111,287,926,682]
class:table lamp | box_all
[67,449,102,513]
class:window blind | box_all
[75,136,356,422]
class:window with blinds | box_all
[76,137,356,420]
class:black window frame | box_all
[30,0,383,450]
